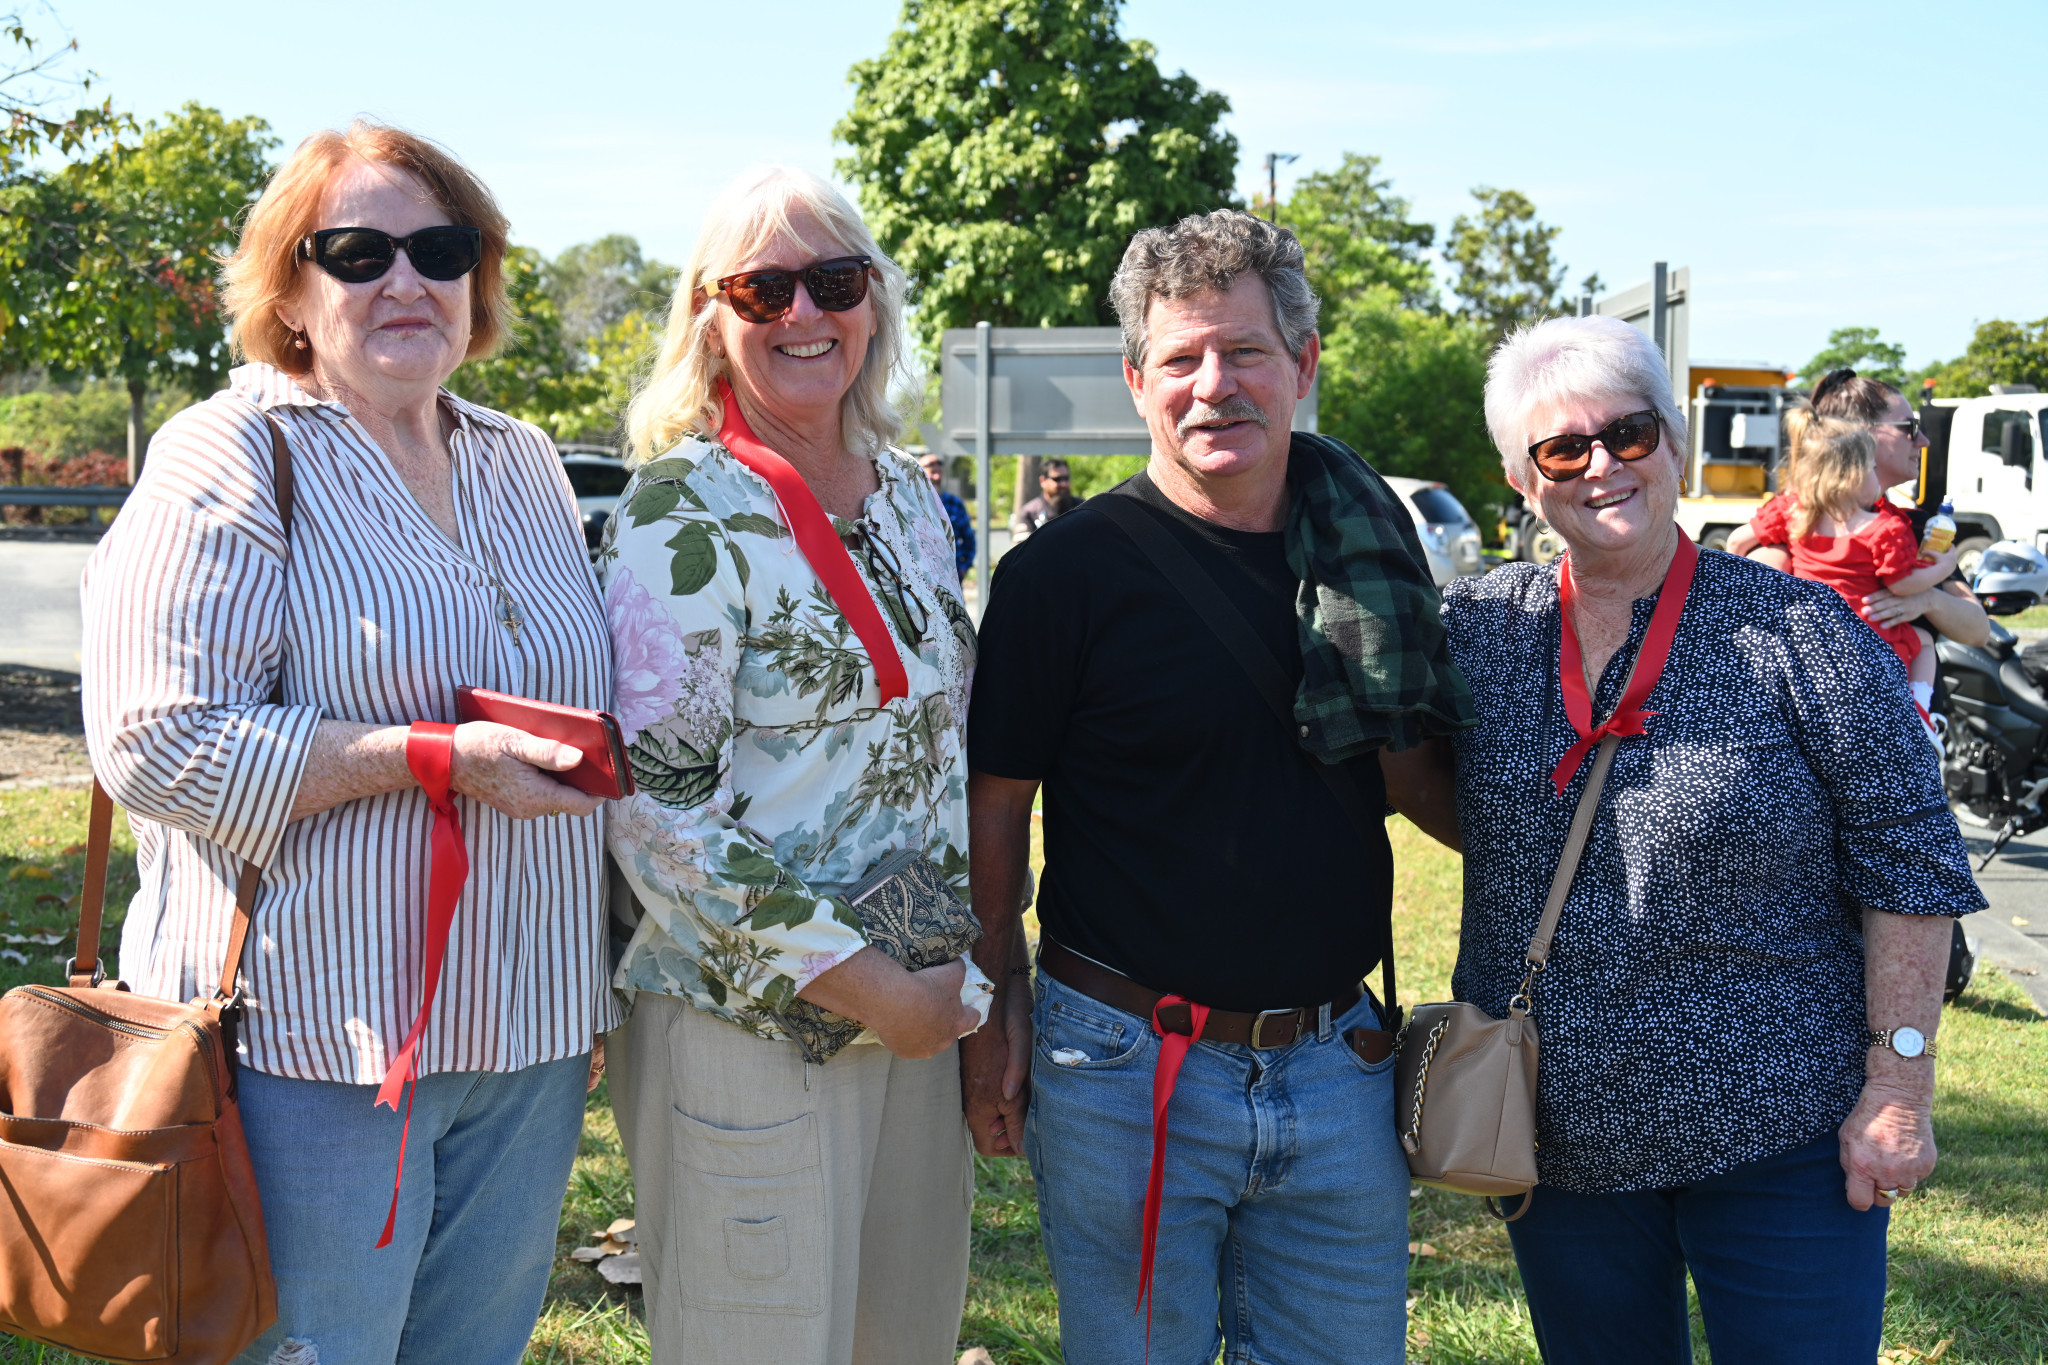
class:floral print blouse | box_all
[599,436,988,1044]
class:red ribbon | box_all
[1137,994,1209,1356]
[373,720,469,1249]
[716,381,908,707]
[1551,530,1699,795]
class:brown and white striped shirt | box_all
[81,364,620,1084]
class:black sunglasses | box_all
[1879,418,1923,441]
[1527,410,1664,482]
[843,518,929,649]
[298,226,484,284]
[715,256,873,324]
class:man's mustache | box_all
[1177,397,1270,442]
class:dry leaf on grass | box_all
[958,1350,997,1365]
[596,1252,641,1286]
[604,1217,638,1243]
[7,866,54,881]
[1407,1241,1437,1257]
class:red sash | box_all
[373,721,468,1248]
[1552,530,1698,795]
[716,382,908,706]
[1137,995,1209,1357]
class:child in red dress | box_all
[1747,409,1951,741]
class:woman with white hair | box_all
[1440,315,1983,1363]
[600,165,988,1365]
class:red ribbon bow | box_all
[373,721,469,1249]
[1551,531,1699,795]
[1137,994,1209,1357]
[717,381,908,707]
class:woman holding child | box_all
[1442,315,1984,1364]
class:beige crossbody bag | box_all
[1392,724,1622,1222]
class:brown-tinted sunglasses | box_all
[1528,410,1664,482]
[714,255,874,324]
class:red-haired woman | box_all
[81,121,614,1364]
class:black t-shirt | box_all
[968,471,1393,1012]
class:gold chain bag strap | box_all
[1390,733,1619,1221]
[0,415,293,1361]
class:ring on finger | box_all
[1878,1187,1903,1200]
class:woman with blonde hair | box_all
[81,120,615,1364]
[601,165,991,1365]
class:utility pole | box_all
[1263,152,1298,223]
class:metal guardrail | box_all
[0,485,130,508]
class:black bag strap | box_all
[1091,491,1399,1026]
[76,414,294,1013]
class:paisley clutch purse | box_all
[772,849,982,1063]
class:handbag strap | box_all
[1510,572,1664,1011]
[1090,491,1398,1021]
[73,412,295,999]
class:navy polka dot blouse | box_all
[1442,548,1984,1193]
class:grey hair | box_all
[1109,210,1320,368]
[1484,315,1690,480]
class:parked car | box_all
[1383,476,1485,584]
[558,444,629,554]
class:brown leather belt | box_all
[1037,937,1392,1060]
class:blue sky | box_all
[51,0,2048,372]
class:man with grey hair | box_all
[963,209,1475,1365]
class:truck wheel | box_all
[1528,523,1566,566]
[1700,527,1731,553]
[1954,535,1993,582]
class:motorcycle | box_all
[1936,619,2048,869]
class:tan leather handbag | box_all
[0,416,291,1361]
[0,786,278,1363]
[1392,733,1620,1221]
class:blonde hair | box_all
[1782,405,1876,540]
[626,166,909,466]
[1484,315,1689,482]
[221,119,513,376]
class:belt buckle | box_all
[1249,1008,1297,1050]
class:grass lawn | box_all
[0,792,2042,1364]
[1993,604,2048,633]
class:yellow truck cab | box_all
[1673,362,1794,551]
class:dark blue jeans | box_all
[1507,1134,1889,1365]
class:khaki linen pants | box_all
[609,991,973,1365]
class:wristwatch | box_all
[1865,1025,1937,1059]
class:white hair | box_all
[1484,315,1689,481]
[625,165,910,466]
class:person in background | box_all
[82,120,615,1365]
[1446,315,1982,1364]
[1008,457,1077,543]
[967,210,1471,1365]
[920,449,976,581]
[1729,368,1989,648]
[602,165,987,1365]
[1751,406,1954,744]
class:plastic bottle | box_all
[1921,500,1956,560]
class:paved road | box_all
[0,540,95,673]
[1957,820,2048,1014]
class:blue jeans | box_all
[230,1052,590,1365]
[1023,972,1409,1365]
[1507,1134,1890,1365]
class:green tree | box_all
[1445,186,1570,339]
[1316,285,1501,523]
[543,234,676,355]
[1279,153,1436,311]
[836,0,1239,359]
[1921,318,2048,398]
[0,102,275,476]
[0,14,126,171]
[1800,326,1908,386]
[447,241,663,448]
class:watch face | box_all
[1891,1026,1927,1058]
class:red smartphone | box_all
[453,686,637,800]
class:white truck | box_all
[1919,387,2048,578]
